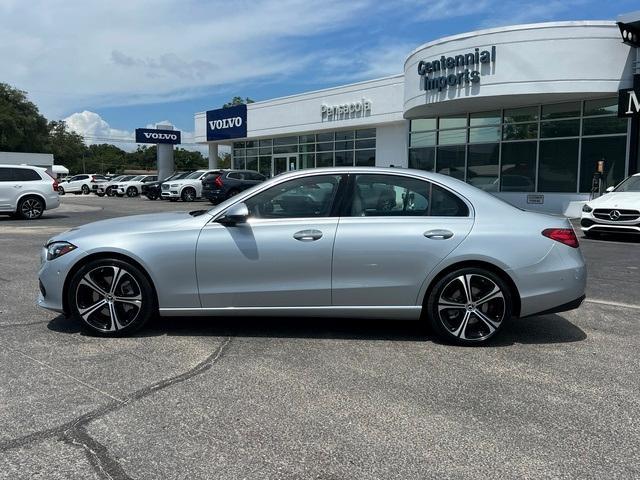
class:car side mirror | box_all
[605,186,615,193]
[219,202,249,225]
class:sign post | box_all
[135,125,181,182]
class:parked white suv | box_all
[115,175,157,197]
[160,169,214,202]
[0,165,60,219]
[58,173,101,195]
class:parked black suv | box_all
[201,170,266,204]
[142,171,192,200]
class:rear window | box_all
[227,172,244,180]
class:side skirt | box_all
[159,306,422,320]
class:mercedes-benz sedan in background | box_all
[581,173,640,237]
[37,168,586,345]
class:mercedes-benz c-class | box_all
[38,168,586,345]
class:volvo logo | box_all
[609,210,621,220]
[208,117,243,130]
[143,132,178,140]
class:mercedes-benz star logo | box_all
[609,210,621,221]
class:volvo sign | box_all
[135,128,181,144]
[206,104,247,141]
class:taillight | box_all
[214,175,223,188]
[542,228,579,248]
[46,171,59,192]
[90,175,96,182]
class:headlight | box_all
[46,241,77,261]
[170,183,178,187]
[582,204,593,213]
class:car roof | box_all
[0,164,47,171]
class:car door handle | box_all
[424,229,454,239]
[293,229,323,241]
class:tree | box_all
[85,144,127,174]
[218,152,231,168]
[222,96,255,108]
[45,120,87,172]
[174,148,207,170]
[0,83,49,152]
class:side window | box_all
[13,168,42,181]
[228,172,243,180]
[350,174,468,217]
[430,184,469,216]
[244,175,342,219]
[0,168,11,181]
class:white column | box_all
[208,143,219,169]
[156,123,175,181]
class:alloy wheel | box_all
[20,198,44,219]
[75,265,143,333]
[182,188,195,202]
[437,274,505,341]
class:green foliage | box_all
[175,148,208,170]
[45,121,87,172]
[222,96,255,108]
[0,83,49,152]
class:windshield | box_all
[130,175,145,181]
[614,175,640,193]
[185,170,205,179]
[119,175,135,182]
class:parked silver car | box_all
[0,165,60,219]
[37,168,586,344]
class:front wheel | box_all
[426,268,512,346]
[106,186,117,197]
[181,187,196,202]
[96,191,105,197]
[58,186,65,195]
[126,186,138,197]
[67,259,156,336]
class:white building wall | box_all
[0,152,54,167]
[375,123,409,167]
[404,22,633,117]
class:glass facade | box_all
[232,128,376,177]
[409,98,629,193]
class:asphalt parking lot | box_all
[1,195,639,480]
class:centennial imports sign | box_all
[206,104,247,141]
[417,46,496,92]
[135,128,181,144]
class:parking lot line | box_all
[585,298,640,310]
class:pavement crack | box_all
[0,337,233,455]
[62,426,134,480]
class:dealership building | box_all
[194,20,639,212]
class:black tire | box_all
[426,267,512,346]
[81,185,90,195]
[145,193,158,201]
[226,188,240,199]
[106,186,117,197]
[58,186,65,195]
[96,191,105,197]
[17,196,45,220]
[181,187,196,202]
[67,258,156,337]
[126,186,138,197]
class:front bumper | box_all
[37,245,87,314]
[161,190,180,198]
[580,213,640,234]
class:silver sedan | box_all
[37,168,586,345]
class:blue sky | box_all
[1,0,638,149]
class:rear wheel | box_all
[81,185,90,195]
[181,187,196,202]
[145,192,158,200]
[67,258,156,336]
[426,267,512,346]
[106,186,117,197]
[17,196,45,220]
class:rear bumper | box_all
[202,189,226,202]
[521,295,585,318]
[45,193,60,210]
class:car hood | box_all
[48,211,211,245]
[588,192,640,210]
